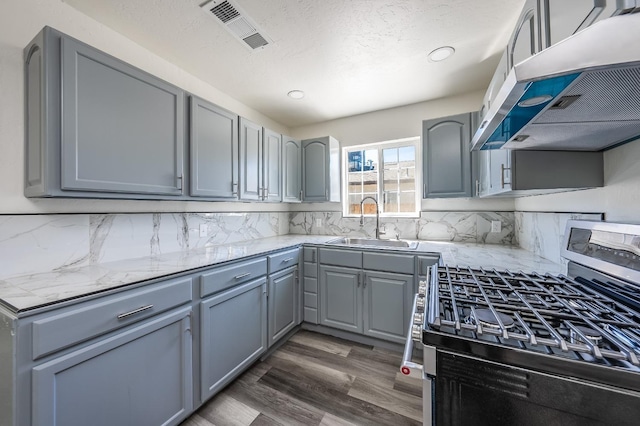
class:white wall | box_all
[514,138,640,223]
[0,0,290,214]
[289,91,516,212]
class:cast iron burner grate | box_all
[427,265,640,369]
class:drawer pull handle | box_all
[117,304,154,320]
[281,257,294,263]
[234,272,251,280]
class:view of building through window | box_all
[344,138,419,217]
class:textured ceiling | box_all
[63,0,525,128]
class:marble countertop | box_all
[0,235,563,315]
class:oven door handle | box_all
[400,294,424,379]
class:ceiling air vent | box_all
[201,0,273,51]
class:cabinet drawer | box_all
[268,248,300,274]
[303,261,318,278]
[32,277,192,360]
[303,247,317,263]
[363,252,415,274]
[304,277,318,294]
[319,248,362,268]
[304,293,318,309]
[200,257,267,298]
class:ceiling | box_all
[63,0,525,128]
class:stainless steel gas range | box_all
[401,220,640,425]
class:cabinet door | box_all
[480,49,508,121]
[32,308,192,426]
[544,0,612,48]
[200,278,267,401]
[60,37,184,195]
[282,136,302,202]
[423,113,472,198]
[268,266,298,347]
[239,118,263,200]
[189,96,238,198]
[319,265,362,333]
[302,139,329,201]
[489,149,512,195]
[508,0,540,68]
[263,128,282,202]
[363,271,413,344]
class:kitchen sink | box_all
[326,237,419,250]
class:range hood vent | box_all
[201,0,272,51]
[471,11,640,152]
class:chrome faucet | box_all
[359,196,383,239]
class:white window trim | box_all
[342,136,422,219]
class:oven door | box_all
[401,293,436,426]
[435,349,640,426]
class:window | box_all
[343,137,420,217]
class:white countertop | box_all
[0,235,563,315]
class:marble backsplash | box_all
[514,211,603,265]
[0,212,289,278]
[289,211,516,245]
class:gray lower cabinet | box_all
[25,26,185,199]
[319,265,413,343]
[200,277,267,401]
[319,265,362,333]
[282,136,302,202]
[422,112,477,198]
[268,266,298,347]
[189,96,238,199]
[31,307,193,426]
[363,271,413,344]
[301,136,340,202]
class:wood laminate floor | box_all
[181,330,423,426]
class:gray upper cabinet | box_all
[508,0,540,69]
[189,96,238,199]
[263,128,283,202]
[423,113,475,198]
[541,0,619,48]
[477,149,603,197]
[24,27,185,199]
[239,118,263,201]
[31,308,193,426]
[282,136,302,202]
[239,119,282,202]
[302,136,341,202]
[479,48,508,122]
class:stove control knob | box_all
[411,325,422,340]
[416,297,426,311]
[418,281,427,296]
[413,312,424,325]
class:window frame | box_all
[342,137,422,219]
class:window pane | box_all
[384,192,398,212]
[344,140,418,217]
[399,191,416,213]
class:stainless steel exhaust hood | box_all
[471,11,640,152]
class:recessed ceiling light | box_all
[287,90,305,99]
[428,46,455,62]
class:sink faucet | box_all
[359,196,383,239]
